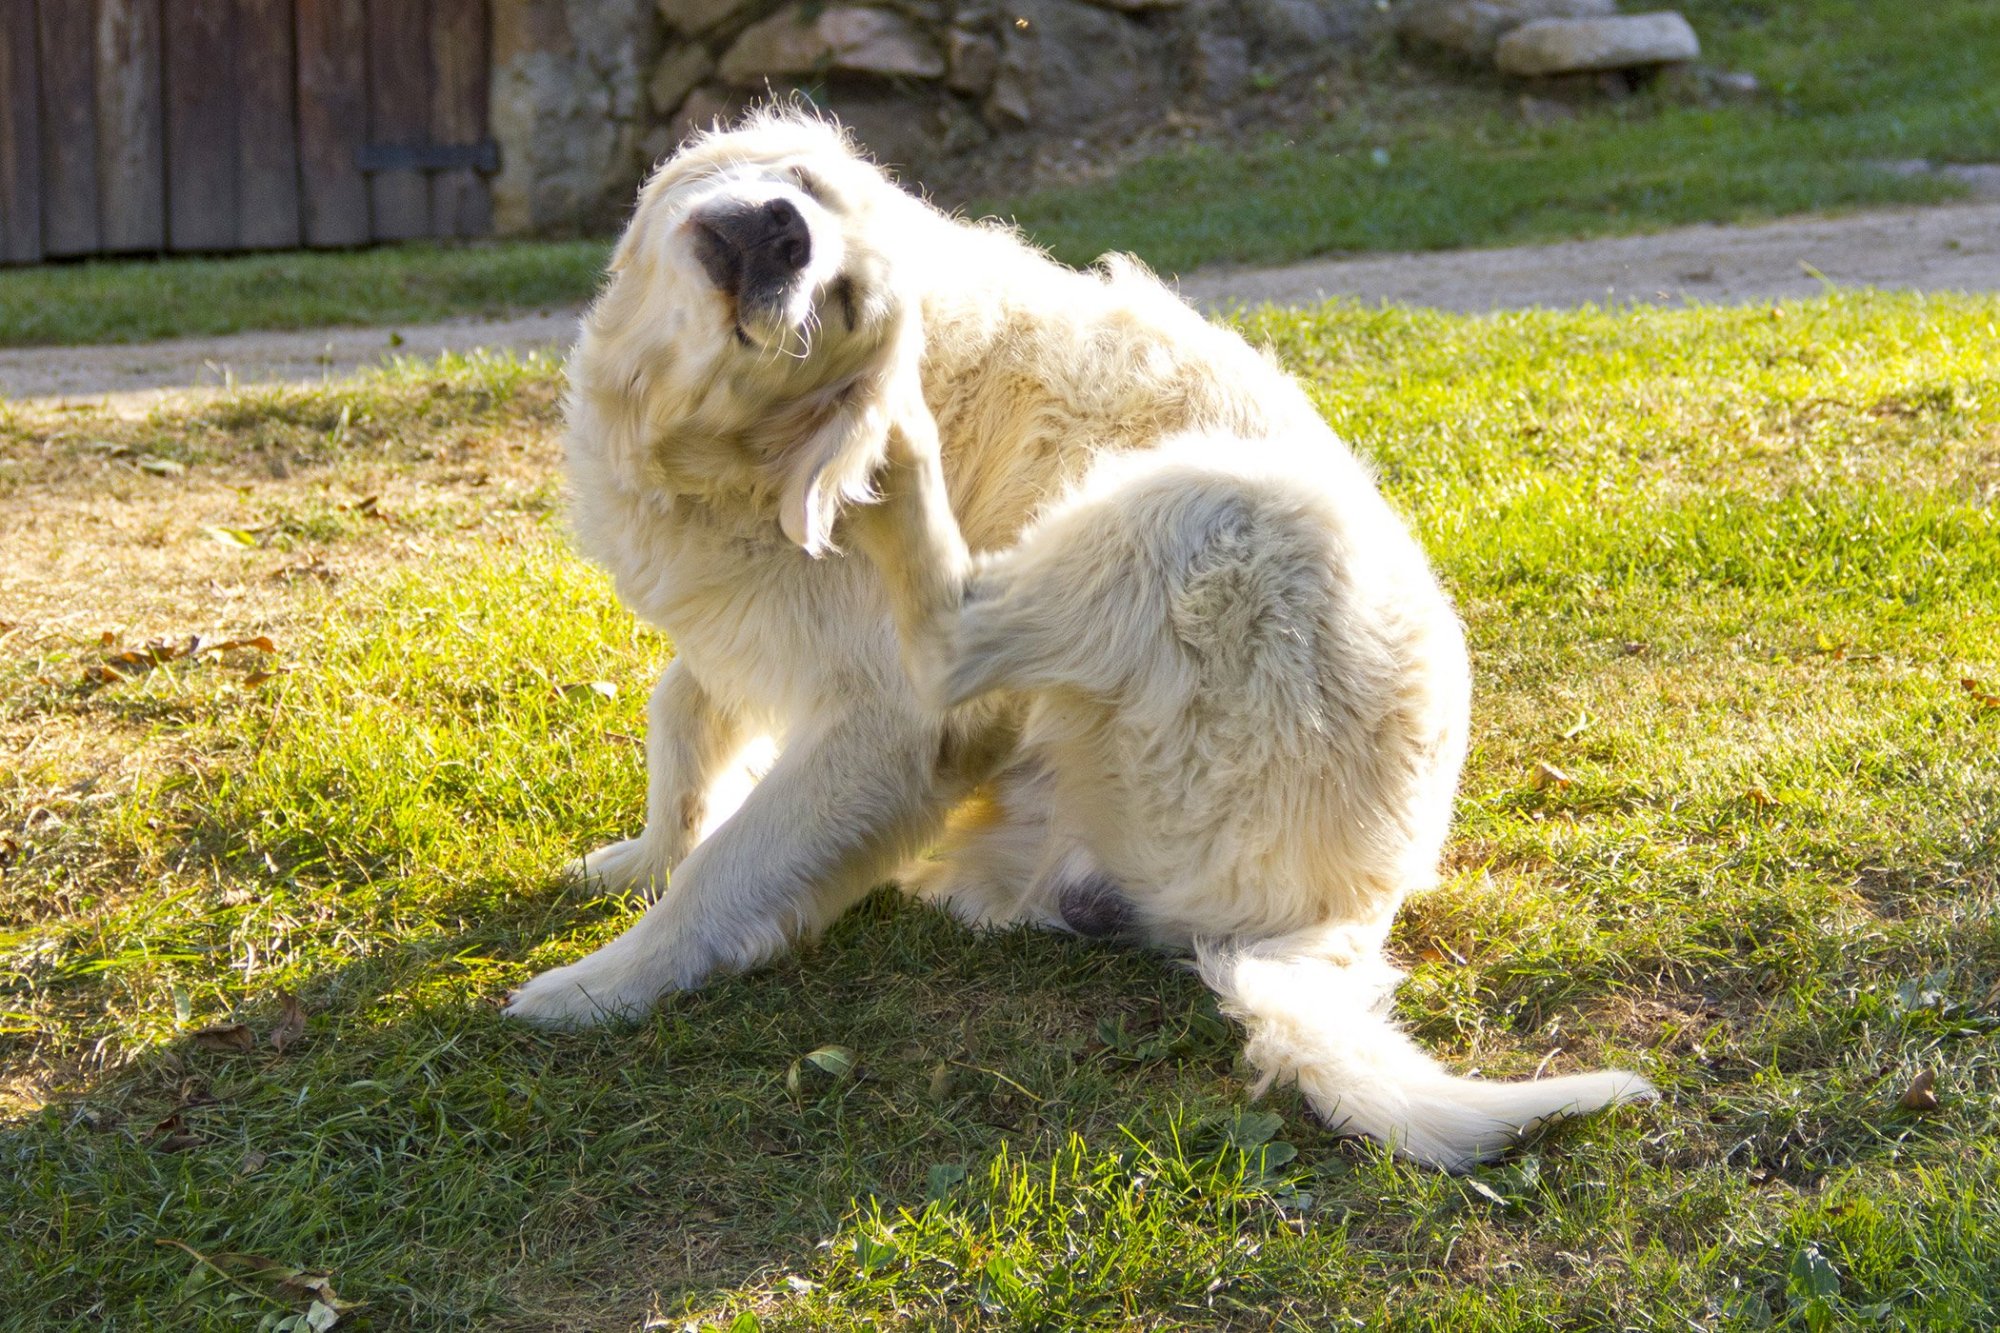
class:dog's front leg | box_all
[504,701,962,1029]
[569,658,749,900]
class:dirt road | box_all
[4,200,1996,405]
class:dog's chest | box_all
[604,492,892,715]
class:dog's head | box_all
[582,108,930,554]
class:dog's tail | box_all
[1194,931,1654,1172]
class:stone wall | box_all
[490,0,660,235]
[488,0,1378,236]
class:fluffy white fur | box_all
[502,108,1655,1171]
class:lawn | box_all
[1,0,1995,350]
[2,290,1996,1329]
[997,0,2000,271]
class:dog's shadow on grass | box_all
[8,871,1362,1326]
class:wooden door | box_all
[0,0,495,264]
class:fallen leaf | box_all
[269,991,306,1054]
[239,1149,269,1175]
[242,667,296,687]
[193,1022,255,1054]
[1530,761,1573,791]
[1745,785,1778,807]
[137,456,186,477]
[1898,1069,1939,1112]
[786,1044,857,1094]
[203,525,261,548]
[559,680,618,700]
[1619,641,1649,656]
[98,630,117,648]
[1559,712,1590,741]
[149,1113,200,1153]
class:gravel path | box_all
[5,200,1997,406]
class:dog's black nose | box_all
[693,197,812,301]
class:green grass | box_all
[3,291,1999,1329]
[4,2,1997,350]
[987,0,1999,271]
[0,241,607,348]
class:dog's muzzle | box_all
[692,197,811,318]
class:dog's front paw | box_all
[502,948,662,1030]
[564,835,672,901]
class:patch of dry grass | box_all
[3,295,1999,1331]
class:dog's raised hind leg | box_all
[847,391,973,711]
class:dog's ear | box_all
[779,318,930,556]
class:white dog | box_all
[503,109,1654,1170]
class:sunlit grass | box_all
[2,291,1998,1329]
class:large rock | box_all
[944,27,1000,95]
[649,44,716,115]
[489,0,660,235]
[656,0,759,36]
[719,6,947,84]
[1495,12,1699,75]
[1238,0,1367,51]
[1397,0,1616,64]
[989,0,1173,127]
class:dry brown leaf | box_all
[98,629,117,648]
[1745,785,1778,807]
[270,991,306,1054]
[149,1113,200,1153]
[242,667,296,687]
[1530,761,1573,791]
[1898,1069,1939,1112]
[239,1149,269,1175]
[193,1022,255,1054]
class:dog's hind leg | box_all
[902,761,1060,928]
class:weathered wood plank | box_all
[234,0,299,248]
[162,0,237,250]
[37,0,102,255]
[365,0,431,241]
[429,0,491,237]
[0,0,43,264]
[94,0,166,253]
[295,0,369,247]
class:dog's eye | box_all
[789,168,831,204]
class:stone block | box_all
[719,5,947,84]
[1189,32,1251,102]
[656,0,759,36]
[650,44,717,115]
[1396,0,1615,64]
[1495,12,1700,75]
[944,27,999,94]
[990,0,1172,128]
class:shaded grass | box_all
[2,3,1997,349]
[0,242,606,349]
[991,0,1998,271]
[2,291,1998,1329]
